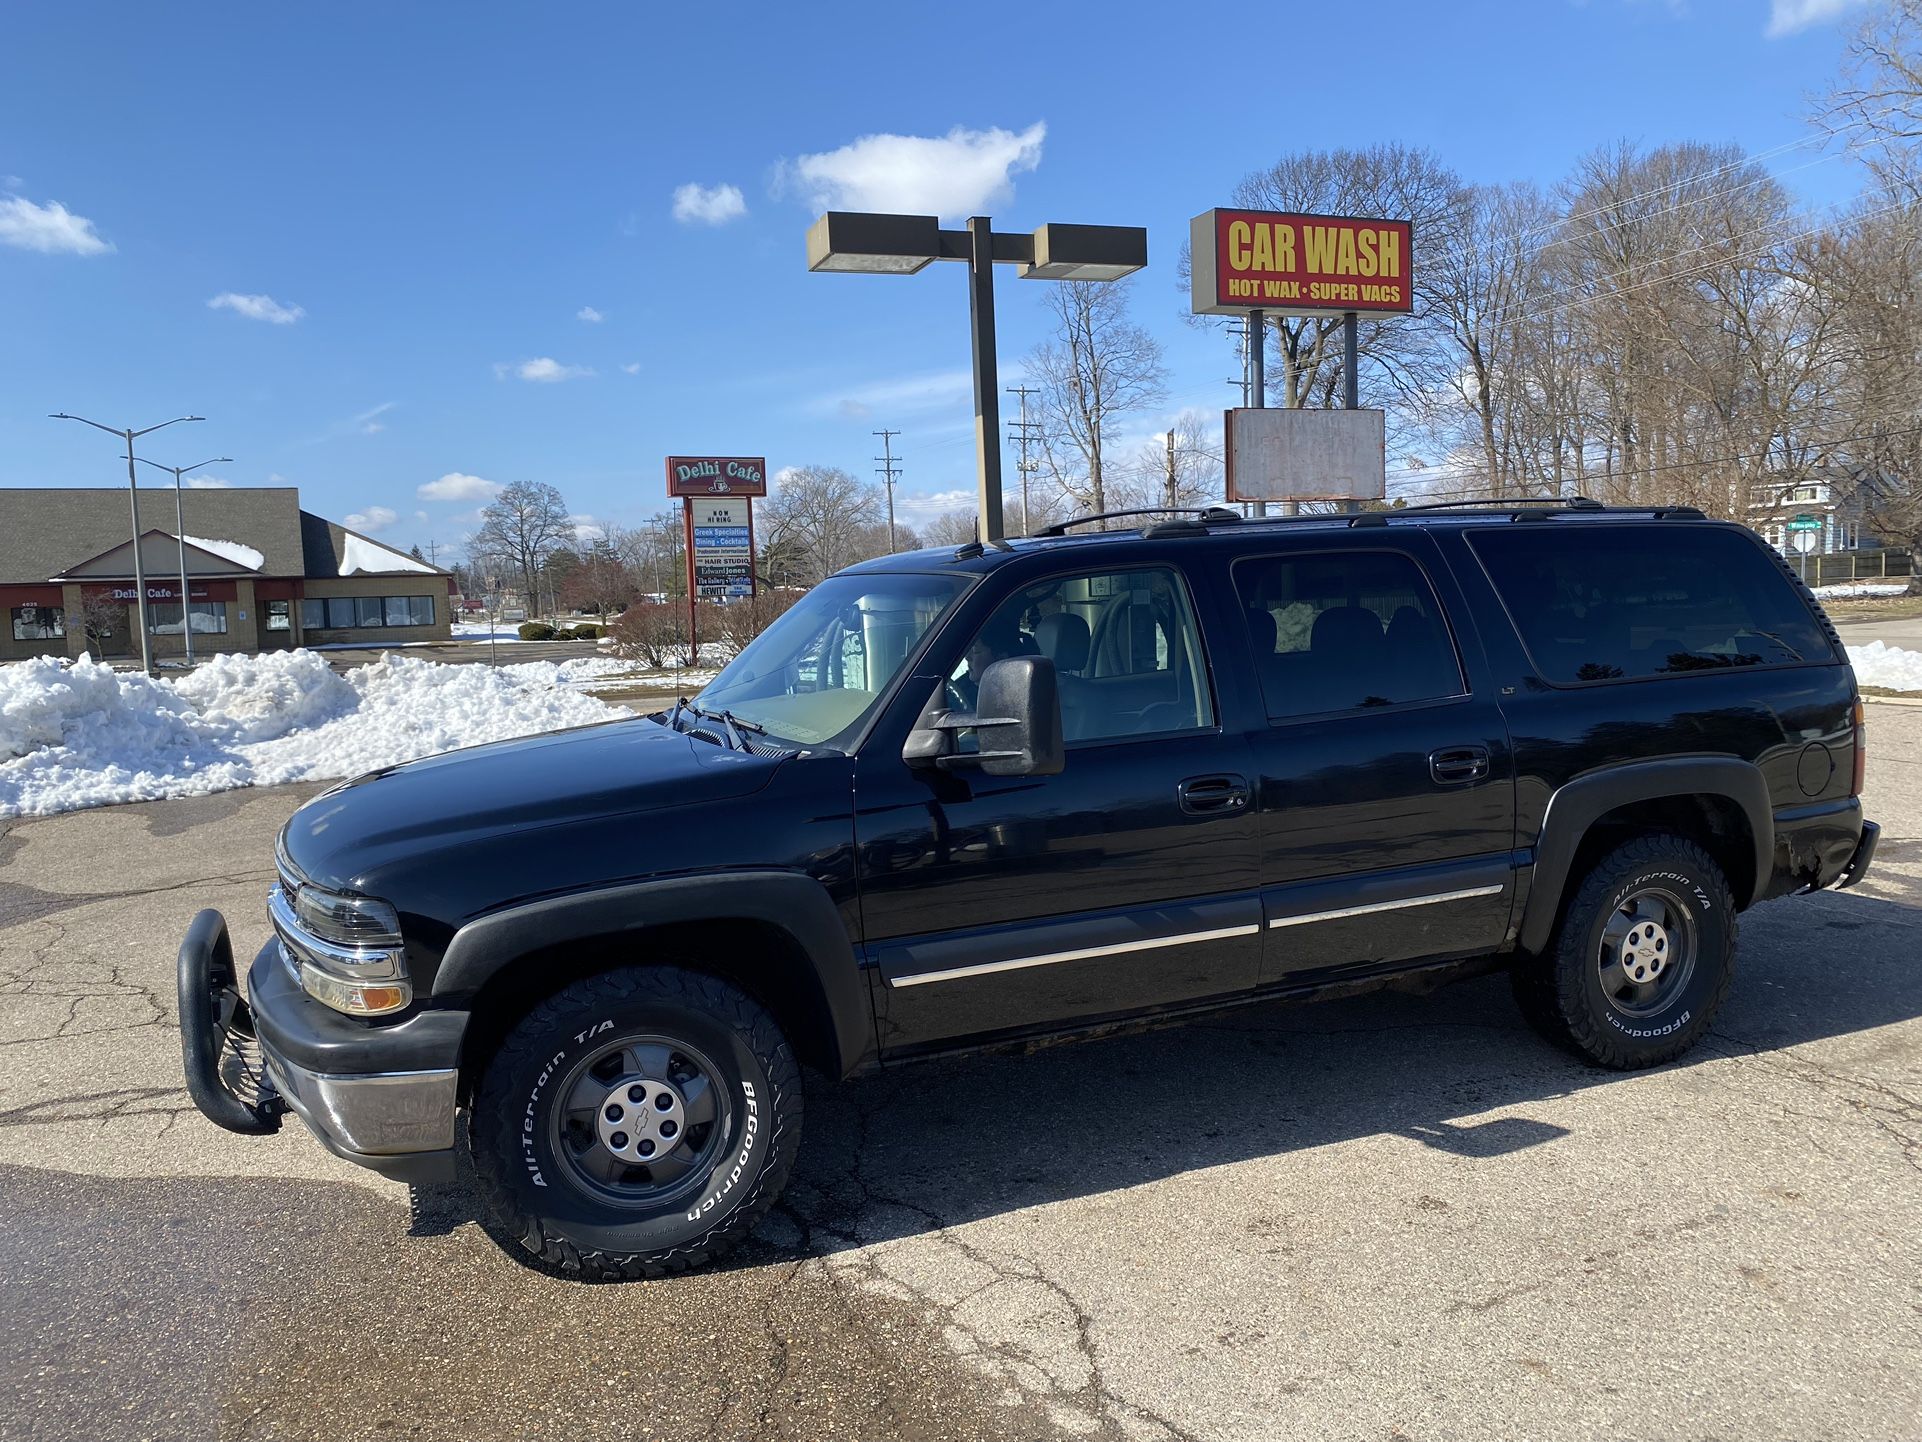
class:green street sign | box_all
[1786,515,1822,532]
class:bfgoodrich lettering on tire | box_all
[470,966,801,1280]
[1513,834,1736,1069]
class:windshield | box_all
[693,573,970,749]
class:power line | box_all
[873,428,901,552]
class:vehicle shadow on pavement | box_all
[417,889,1920,1270]
[761,889,1922,1259]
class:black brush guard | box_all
[177,909,285,1134]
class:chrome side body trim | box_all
[1265,883,1505,930]
[889,923,1262,988]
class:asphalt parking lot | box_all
[1,707,1918,1442]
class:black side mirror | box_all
[903,655,1065,777]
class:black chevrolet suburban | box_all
[179,500,1878,1279]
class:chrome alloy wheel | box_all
[1597,888,1697,1018]
[552,1036,727,1208]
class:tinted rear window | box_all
[1470,525,1834,684]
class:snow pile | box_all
[1814,580,1909,599]
[0,650,627,819]
[1847,640,1922,693]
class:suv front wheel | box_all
[470,966,802,1280]
[1515,834,1736,1069]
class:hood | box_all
[279,717,785,889]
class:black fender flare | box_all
[432,871,873,1077]
[1518,756,1773,955]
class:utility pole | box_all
[1164,428,1178,509]
[1005,385,1040,536]
[50,411,205,676]
[873,429,901,552]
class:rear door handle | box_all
[1179,773,1251,816]
[1430,745,1491,785]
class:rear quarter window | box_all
[1469,525,1836,684]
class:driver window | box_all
[948,566,1214,744]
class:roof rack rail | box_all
[1034,505,1240,538]
[1394,495,1603,514]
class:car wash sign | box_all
[665,456,768,498]
[1191,210,1412,317]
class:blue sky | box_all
[0,0,1881,553]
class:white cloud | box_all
[812,369,973,419]
[777,123,1045,221]
[895,488,976,526]
[620,361,641,375]
[577,305,605,323]
[495,356,593,383]
[0,193,112,255]
[419,471,502,502]
[345,505,399,533]
[208,292,304,324]
[355,401,397,434]
[185,475,233,489]
[672,182,748,225]
[568,514,605,545]
[1766,0,1871,34]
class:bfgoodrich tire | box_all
[470,966,801,1280]
[1514,834,1736,1070]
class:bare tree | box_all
[1026,279,1166,519]
[472,479,571,611]
[756,466,882,584]
[1823,0,1922,204]
[921,510,980,547]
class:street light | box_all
[807,212,1147,542]
[135,455,233,666]
[49,412,205,675]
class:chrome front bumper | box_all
[258,1034,459,1162]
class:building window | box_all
[266,599,291,632]
[11,605,64,640]
[300,594,439,630]
[150,601,229,635]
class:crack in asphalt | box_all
[774,1077,1204,1442]
[1706,1027,1922,1177]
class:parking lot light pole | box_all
[807,212,1147,544]
[49,412,205,676]
[135,455,232,666]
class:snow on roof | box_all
[181,534,265,570]
[340,532,436,575]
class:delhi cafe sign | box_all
[665,456,768,498]
[1190,210,1413,316]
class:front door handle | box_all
[1430,745,1491,785]
[1179,774,1251,816]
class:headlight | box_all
[293,886,402,947]
[269,883,412,1017]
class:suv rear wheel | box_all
[1514,834,1735,1069]
[470,966,801,1279]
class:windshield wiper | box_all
[668,697,766,752]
